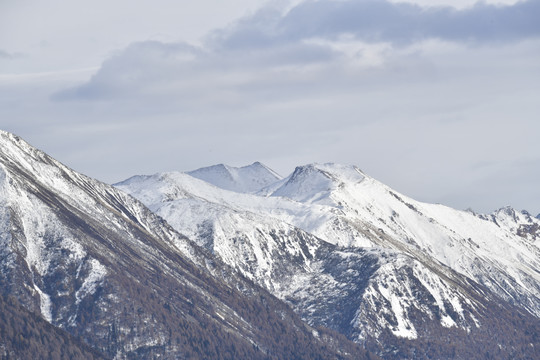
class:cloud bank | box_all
[220,0,540,47]
[55,0,540,102]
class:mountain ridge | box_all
[2,129,539,359]
[117,161,540,359]
[187,161,282,193]
[0,131,374,359]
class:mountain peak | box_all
[0,129,14,138]
[187,162,281,193]
[0,130,36,150]
[492,206,536,221]
[270,163,365,203]
[495,205,516,215]
[1,130,32,154]
[0,130,72,190]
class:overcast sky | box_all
[1,0,539,214]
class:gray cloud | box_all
[52,38,342,103]
[0,49,23,59]
[53,41,202,101]
[55,0,540,102]
[0,50,12,59]
[217,0,540,47]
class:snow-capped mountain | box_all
[117,162,540,359]
[481,206,540,241]
[267,164,540,315]
[187,162,281,193]
[0,131,373,360]
[2,128,538,359]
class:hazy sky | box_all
[1,0,539,214]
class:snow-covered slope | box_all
[117,172,473,343]
[265,164,540,317]
[0,132,370,360]
[117,162,540,358]
[116,172,322,293]
[182,162,540,320]
[187,162,281,193]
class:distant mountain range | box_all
[1,130,538,359]
[117,163,540,359]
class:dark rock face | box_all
[0,292,107,360]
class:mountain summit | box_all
[187,162,281,193]
[268,163,365,203]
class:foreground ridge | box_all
[0,130,375,359]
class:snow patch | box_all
[376,264,418,339]
[76,259,107,304]
[34,284,53,322]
